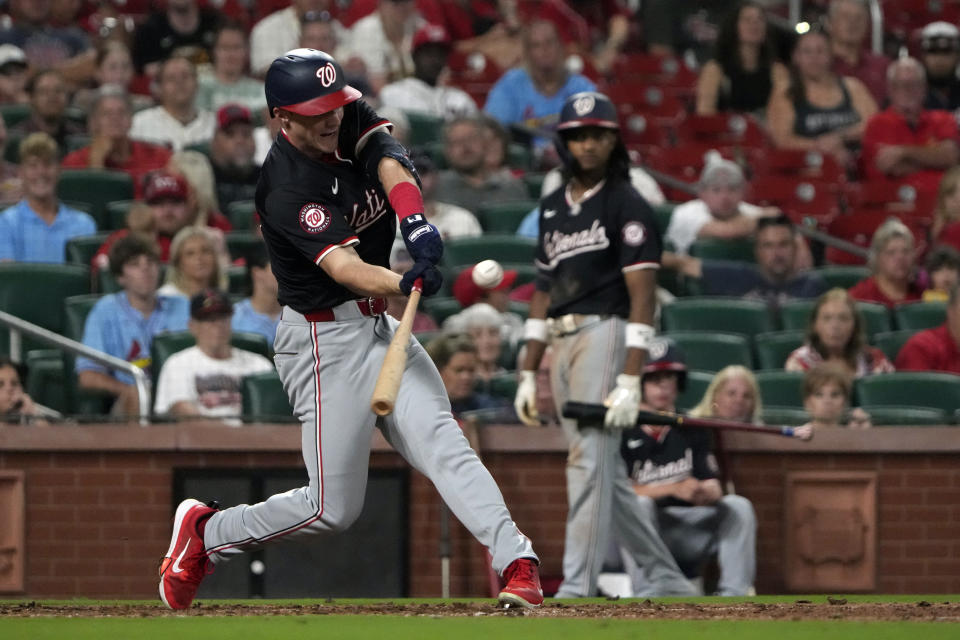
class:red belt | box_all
[303,297,388,322]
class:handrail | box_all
[0,310,151,426]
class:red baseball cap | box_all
[412,24,451,53]
[217,103,253,131]
[144,171,189,204]
[452,265,517,307]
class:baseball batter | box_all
[159,49,541,610]
[514,91,697,598]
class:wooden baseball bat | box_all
[561,401,811,440]
[370,280,422,416]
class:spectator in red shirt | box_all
[861,57,960,198]
[895,284,960,374]
[826,0,889,105]
[848,218,924,307]
[61,86,172,199]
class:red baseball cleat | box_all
[498,558,543,608]
[158,499,218,610]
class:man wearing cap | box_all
[379,23,478,121]
[210,104,260,212]
[154,288,274,426]
[0,45,29,105]
[920,21,960,114]
[130,56,216,152]
[62,86,172,199]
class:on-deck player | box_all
[514,91,698,598]
[158,49,542,610]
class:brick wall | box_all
[2,425,960,598]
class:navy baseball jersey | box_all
[620,426,720,507]
[534,178,662,317]
[255,100,394,313]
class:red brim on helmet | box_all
[279,85,362,116]
[556,117,619,131]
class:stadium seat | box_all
[404,111,444,147]
[421,296,463,325]
[661,298,774,336]
[688,237,755,263]
[822,209,891,265]
[621,112,672,151]
[0,103,31,128]
[748,176,840,225]
[227,265,247,296]
[676,370,714,412]
[855,372,960,415]
[151,330,271,398]
[751,148,844,183]
[865,406,948,426]
[443,235,537,268]
[676,113,767,150]
[62,293,112,416]
[24,349,68,415]
[812,265,871,290]
[224,232,265,261]
[476,200,538,234]
[665,331,753,372]
[485,372,518,401]
[65,233,110,267]
[226,200,258,232]
[761,406,809,427]
[104,200,134,231]
[872,330,914,363]
[651,202,674,235]
[523,173,546,200]
[414,330,441,346]
[241,370,295,423]
[755,371,805,408]
[0,263,90,356]
[507,143,533,171]
[779,299,891,338]
[893,301,946,331]
[56,169,134,229]
[754,330,805,370]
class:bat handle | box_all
[781,426,794,437]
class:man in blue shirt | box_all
[231,242,280,350]
[0,132,95,263]
[77,235,189,415]
[484,20,596,152]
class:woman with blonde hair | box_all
[848,218,923,307]
[158,226,229,300]
[689,365,762,423]
[168,151,232,231]
[932,165,960,251]
[786,288,894,377]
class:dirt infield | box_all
[2,600,960,621]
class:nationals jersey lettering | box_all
[620,426,720,507]
[535,177,662,317]
[255,100,396,312]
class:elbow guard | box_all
[359,131,421,190]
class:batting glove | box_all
[514,370,540,427]
[400,260,443,296]
[603,374,641,429]
[399,215,443,265]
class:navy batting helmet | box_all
[264,49,361,117]
[642,338,687,391]
[556,91,620,132]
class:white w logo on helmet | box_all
[316,62,337,87]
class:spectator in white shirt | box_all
[130,56,216,152]
[154,288,273,426]
[379,23,478,121]
[249,0,346,77]
[339,0,422,93]
[195,21,268,113]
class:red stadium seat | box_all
[752,148,845,183]
[604,84,687,127]
[645,145,738,202]
[676,113,768,151]
[824,210,929,265]
[883,0,960,41]
[842,180,935,227]
[609,53,698,89]
[749,176,841,225]
[620,113,672,153]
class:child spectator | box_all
[795,364,872,437]
[0,357,50,425]
[922,246,960,302]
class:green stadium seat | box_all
[24,349,68,415]
[523,172,546,199]
[241,370,295,422]
[226,200,258,232]
[812,265,870,290]
[854,372,960,415]
[761,405,809,426]
[0,263,90,356]
[443,235,537,268]
[893,301,946,331]
[224,232,265,261]
[689,237,755,262]
[665,331,753,372]
[507,300,529,319]
[779,299,891,338]
[404,111,444,147]
[227,265,247,295]
[414,330,441,346]
[62,293,112,416]
[151,330,271,396]
[3,132,22,163]
[64,134,90,154]
[676,370,714,412]
[754,330,805,370]
[421,296,463,325]
[872,330,914,362]
[652,202,674,235]
[755,370,805,408]
[104,200,134,231]
[865,406,948,426]
[661,297,775,336]
[64,233,110,268]
[57,169,134,229]
[485,372,518,401]
[0,103,31,127]
[507,143,533,171]
[476,200,538,234]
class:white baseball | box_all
[472,259,504,289]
